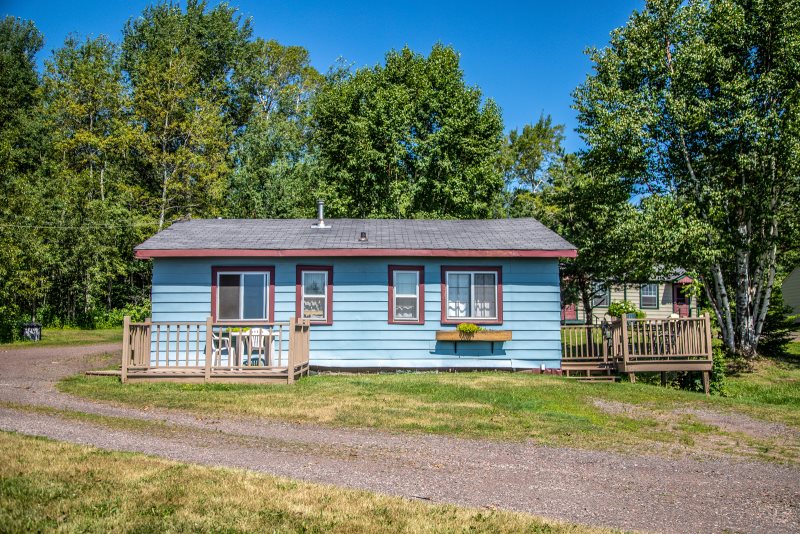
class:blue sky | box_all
[3,0,641,152]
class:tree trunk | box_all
[753,244,777,344]
[158,113,170,231]
[734,242,756,358]
[709,264,735,352]
[158,166,168,231]
[100,163,105,202]
[579,280,594,325]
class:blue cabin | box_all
[129,212,576,380]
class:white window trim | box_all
[445,271,498,320]
[216,271,269,320]
[302,270,329,321]
[393,270,420,322]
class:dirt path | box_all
[0,344,798,533]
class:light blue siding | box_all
[150,256,563,370]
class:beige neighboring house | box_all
[561,271,699,324]
[782,267,800,324]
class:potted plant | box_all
[435,323,512,342]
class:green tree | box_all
[313,44,505,219]
[40,35,149,321]
[505,113,565,194]
[574,0,800,357]
[228,39,322,218]
[531,155,643,323]
[505,114,566,220]
[122,0,251,229]
[0,17,50,337]
[43,35,135,201]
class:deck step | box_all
[569,375,619,382]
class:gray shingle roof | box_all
[135,218,575,255]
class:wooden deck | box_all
[121,317,311,385]
[561,315,714,393]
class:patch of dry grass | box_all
[57,343,800,465]
[0,431,606,533]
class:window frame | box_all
[295,265,333,325]
[388,265,424,325]
[440,266,503,325]
[640,283,659,309]
[211,266,275,322]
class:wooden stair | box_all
[562,358,616,380]
[569,375,618,382]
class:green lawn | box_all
[0,432,602,533]
[0,328,121,349]
[59,343,800,465]
[725,342,800,408]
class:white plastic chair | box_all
[245,327,273,366]
[211,331,233,367]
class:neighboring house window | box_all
[296,266,333,325]
[440,267,503,324]
[561,303,578,322]
[212,267,275,321]
[640,283,659,309]
[592,282,610,308]
[388,266,424,324]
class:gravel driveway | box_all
[0,343,798,533]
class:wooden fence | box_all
[561,314,714,391]
[121,316,311,384]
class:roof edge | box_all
[135,248,578,260]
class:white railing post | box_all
[287,317,297,384]
[205,316,213,382]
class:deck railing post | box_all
[287,317,297,384]
[703,312,713,396]
[142,318,152,366]
[304,319,310,365]
[621,314,630,366]
[121,315,130,383]
[205,316,213,382]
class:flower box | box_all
[435,330,512,342]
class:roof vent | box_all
[312,199,329,228]
[359,231,368,242]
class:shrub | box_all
[675,346,727,395]
[89,299,151,329]
[709,346,728,396]
[607,300,645,319]
[758,286,799,358]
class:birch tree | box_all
[574,0,800,358]
[43,36,136,200]
[40,35,143,318]
[122,0,250,229]
[228,39,322,218]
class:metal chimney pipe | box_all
[313,200,328,228]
